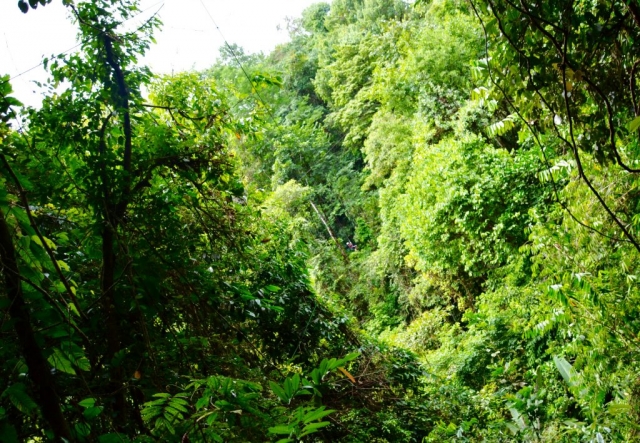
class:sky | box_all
[0,0,319,107]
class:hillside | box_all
[1,0,640,441]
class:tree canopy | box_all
[2,0,640,441]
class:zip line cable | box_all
[196,0,352,258]
[2,43,83,84]
[197,0,348,174]
[1,0,165,85]
[197,0,278,122]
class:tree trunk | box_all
[0,207,73,442]
[101,224,127,426]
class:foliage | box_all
[6,0,640,441]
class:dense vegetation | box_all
[2,0,640,441]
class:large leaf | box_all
[553,356,577,386]
[268,424,293,435]
[300,421,331,437]
[303,406,335,423]
[48,348,76,375]
[269,381,289,404]
[629,116,640,132]
[2,383,38,415]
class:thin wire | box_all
[198,5,353,260]
[197,0,348,186]
[197,0,278,122]
[4,33,21,74]
[197,0,354,357]
[1,0,165,85]
[2,42,83,84]
[200,0,358,268]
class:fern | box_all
[141,393,190,436]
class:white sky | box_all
[0,0,319,107]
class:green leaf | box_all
[285,373,300,398]
[75,422,91,437]
[30,235,56,251]
[206,412,219,426]
[75,356,90,372]
[195,396,210,410]
[68,303,82,319]
[300,421,331,437]
[268,425,293,435]
[487,115,516,136]
[56,260,70,271]
[505,422,520,435]
[303,406,335,423]
[608,403,631,415]
[2,383,38,415]
[78,397,96,408]
[264,285,281,292]
[310,368,321,385]
[269,381,288,403]
[48,348,76,375]
[167,400,189,413]
[83,406,104,420]
[553,356,576,386]
[629,116,640,132]
[341,352,359,362]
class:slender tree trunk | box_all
[98,33,135,426]
[0,208,73,442]
[101,223,127,424]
